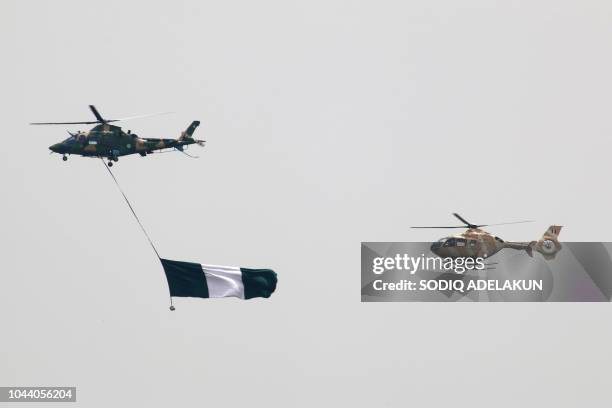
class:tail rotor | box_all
[531,226,563,260]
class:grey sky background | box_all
[1,0,611,406]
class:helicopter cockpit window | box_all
[455,238,466,247]
[430,238,445,250]
[62,135,78,144]
[443,238,456,247]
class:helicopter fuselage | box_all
[49,124,197,159]
[430,228,530,259]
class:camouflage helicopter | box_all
[31,105,205,166]
[412,213,562,260]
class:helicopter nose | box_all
[49,143,63,153]
[430,242,442,254]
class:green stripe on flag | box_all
[240,268,277,299]
[161,258,209,298]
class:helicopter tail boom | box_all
[503,241,533,257]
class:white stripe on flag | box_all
[201,264,245,298]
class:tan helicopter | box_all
[412,213,562,260]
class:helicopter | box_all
[31,105,205,166]
[412,213,562,260]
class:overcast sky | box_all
[2,1,612,406]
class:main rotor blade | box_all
[411,226,467,229]
[452,213,472,226]
[108,111,174,122]
[30,111,173,125]
[89,105,105,122]
[30,121,102,125]
[479,220,534,227]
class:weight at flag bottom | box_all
[161,258,277,299]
